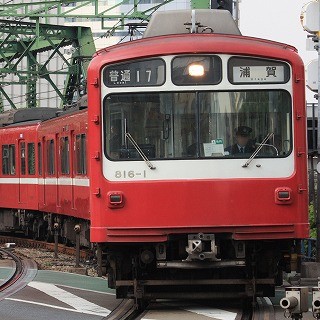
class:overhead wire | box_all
[0,0,146,64]
[1,83,83,109]
[0,0,145,77]
[0,0,170,107]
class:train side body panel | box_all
[0,124,39,210]
[37,110,90,220]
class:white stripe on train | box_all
[0,177,89,187]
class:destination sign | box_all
[233,66,285,83]
[229,57,290,84]
[104,58,165,87]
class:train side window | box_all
[2,145,15,175]
[47,139,55,175]
[2,145,9,175]
[60,137,70,175]
[28,143,35,175]
[38,142,42,175]
[8,144,15,175]
[20,142,26,175]
[75,134,87,175]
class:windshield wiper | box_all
[125,133,156,170]
[242,132,274,168]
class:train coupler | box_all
[185,233,220,261]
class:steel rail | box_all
[105,296,275,320]
[0,248,37,301]
[105,299,145,320]
[252,297,275,320]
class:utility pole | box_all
[302,0,320,261]
[317,0,320,262]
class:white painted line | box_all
[28,281,111,316]
[6,298,107,316]
[184,307,237,320]
[57,283,115,296]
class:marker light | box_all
[188,64,205,77]
[275,187,292,205]
[107,191,124,208]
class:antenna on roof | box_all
[184,9,202,33]
[191,10,196,33]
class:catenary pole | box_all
[317,0,320,261]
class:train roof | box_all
[143,9,241,38]
[93,33,300,69]
[0,95,89,128]
[0,107,60,127]
[93,9,299,63]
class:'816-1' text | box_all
[115,170,147,179]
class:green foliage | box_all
[309,204,316,239]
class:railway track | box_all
[253,297,275,320]
[0,244,276,320]
[105,296,276,320]
[0,235,276,320]
[0,248,37,301]
[106,299,144,320]
[0,235,89,260]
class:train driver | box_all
[225,126,256,155]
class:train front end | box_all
[88,10,309,300]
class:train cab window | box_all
[2,144,16,175]
[38,142,42,175]
[75,134,87,175]
[28,143,35,175]
[60,137,70,175]
[47,139,55,175]
[20,142,26,175]
[104,90,291,160]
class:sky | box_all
[239,0,317,103]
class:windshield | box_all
[104,90,291,160]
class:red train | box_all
[0,107,90,244]
[0,9,309,302]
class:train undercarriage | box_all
[0,208,90,247]
[102,233,296,301]
[0,209,299,301]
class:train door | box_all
[38,139,45,206]
[18,140,27,204]
[69,131,75,210]
[44,137,58,210]
[57,134,72,209]
[74,133,88,214]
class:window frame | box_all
[75,133,87,175]
[47,139,55,175]
[20,142,26,175]
[60,136,70,175]
[27,142,35,175]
